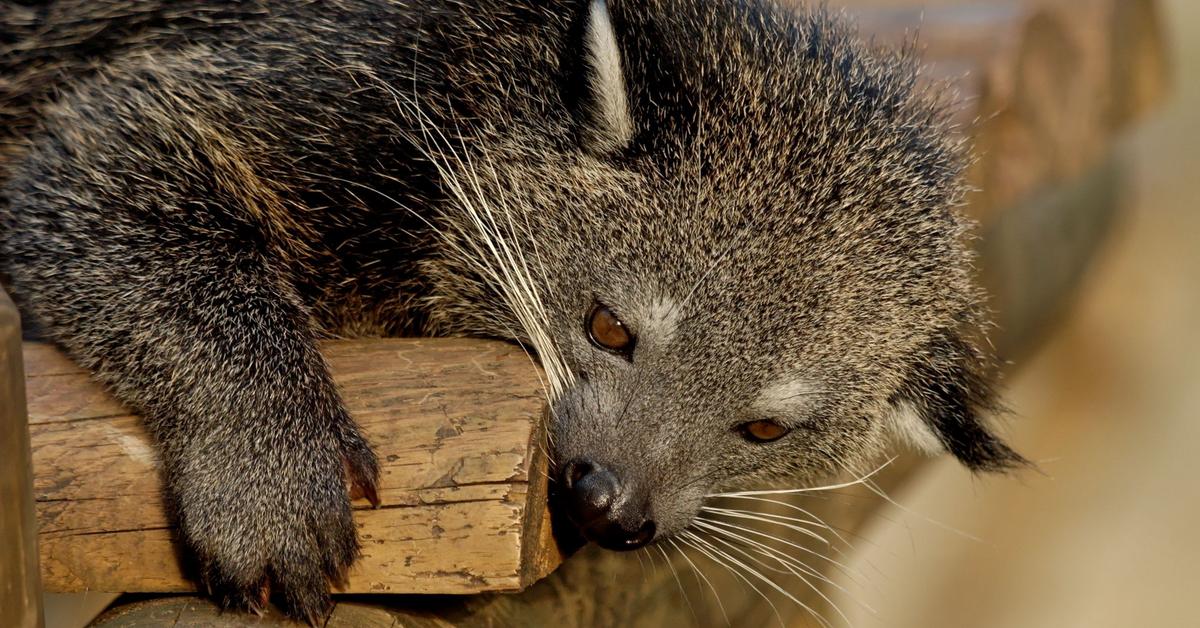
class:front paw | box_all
[170,426,379,624]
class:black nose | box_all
[561,459,656,551]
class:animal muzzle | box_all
[559,459,656,551]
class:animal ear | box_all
[886,331,1027,472]
[579,0,635,154]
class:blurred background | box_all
[830,1,1200,626]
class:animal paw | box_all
[170,420,379,624]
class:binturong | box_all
[0,0,1026,622]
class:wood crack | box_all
[42,525,174,539]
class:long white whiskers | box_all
[693,517,866,589]
[694,517,876,620]
[683,531,815,628]
[694,525,842,628]
[669,537,731,627]
[708,457,896,498]
[657,543,698,622]
[681,531,787,628]
[705,495,853,547]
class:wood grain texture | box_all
[0,286,44,628]
[28,338,564,595]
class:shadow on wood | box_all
[1,284,42,628]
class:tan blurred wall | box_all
[830,2,1200,627]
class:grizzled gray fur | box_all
[1,0,1023,621]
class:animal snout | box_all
[560,459,656,551]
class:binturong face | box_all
[422,0,1026,552]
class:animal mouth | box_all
[577,518,657,552]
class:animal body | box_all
[0,0,1023,621]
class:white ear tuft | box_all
[583,0,634,153]
[884,400,944,455]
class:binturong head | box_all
[420,0,1027,552]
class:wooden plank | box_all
[28,338,564,595]
[0,286,43,628]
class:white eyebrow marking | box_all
[639,295,681,348]
[753,378,824,417]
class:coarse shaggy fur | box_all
[0,0,1024,622]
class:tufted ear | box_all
[886,331,1027,472]
[578,0,635,154]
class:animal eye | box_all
[737,420,790,443]
[586,303,635,356]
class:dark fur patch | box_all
[895,332,1028,472]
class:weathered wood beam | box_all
[28,339,563,594]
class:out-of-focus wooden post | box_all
[0,285,42,628]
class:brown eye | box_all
[737,420,790,443]
[586,303,635,356]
